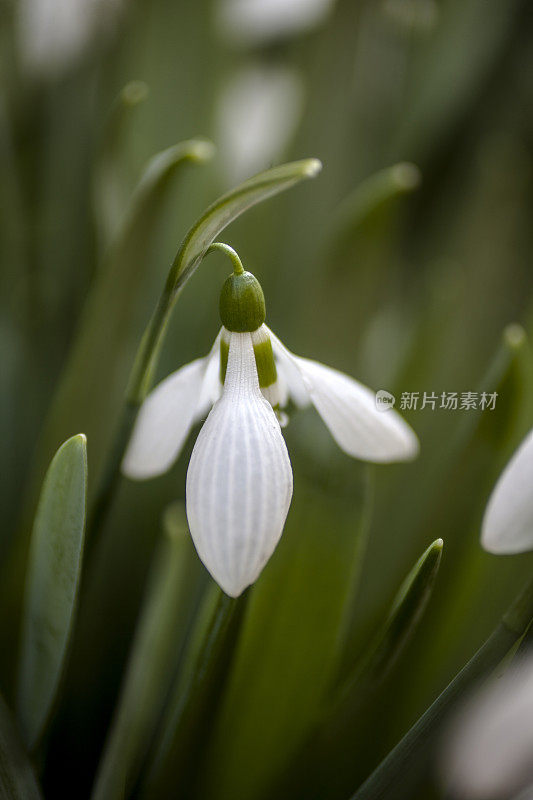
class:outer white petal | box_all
[268,328,311,408]
[195,330,223,416]
[269,328,418,462]
[441,653,533,799]
[122,333,222,480]
[186,332,293,597]
[482,429,533,554]
[122,359,206,480]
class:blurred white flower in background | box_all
[441,652,533,799]
[216,64,304,184]
[215,0,336,46]
[482,429,533,554]
[17,0,126,76]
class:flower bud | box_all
[219,271,266,332]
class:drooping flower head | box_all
[123,245,419,596]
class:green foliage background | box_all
[0,0,532,798]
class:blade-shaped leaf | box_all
[350,578,533,800]
[94,80,150,247]
[357,537,444,684]
[91,504,198,800]
[0,693,43,799]
[272,539,443,799]
[17,434,87,751]
[328,162,421,253]
[196,466,371,800]
[140,583,248,799]
[31,139,214,503]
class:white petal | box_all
[122,358,206,480]
[270,328,418,462]
[122,333,222,480]
[442,653,533,799]
[186,332,293,597]
[482,429,533,554]
[195,330,223,416]
[268,328,311,408]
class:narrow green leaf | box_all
[17,434,87,751]
[328,162,421,251]
[198,467,371,800]
[90,504,197,800]
[141,584,248,799]
[400,324,533,703]
[339,538,443,702]
[172,158,322,291]
[350,578,533,800]
[273,539,443,798]
[128,157,322,401]
[31,139,213,501]
[0,693,43,799]
[95,80,150,248]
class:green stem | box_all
[350,578,533,800]
[206,242,245,275]
[86,240,244,546]
[141,587,248,798]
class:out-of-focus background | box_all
[1,0,533,798]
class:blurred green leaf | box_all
[94,80,150,248]
[91,504,197,800]
[0,693,43,799]
[328,162,421,254]
[142,583,248,800]
[17,434,87,751]
[341,537,443,697]
[392,0,521,162]
[350,578,533,800]
[32,139,214,500]
[274,538,443,799]
[198,468,371,800]
[400,324,533,699]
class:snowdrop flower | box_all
[441,652,533,799]
[482,429,533,554]
[123,246,419,596]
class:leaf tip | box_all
[503,323,526,352]
[302,158,323,178]
[391,161,421,191]
[121,80,149,107]
[189,138,216,164]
